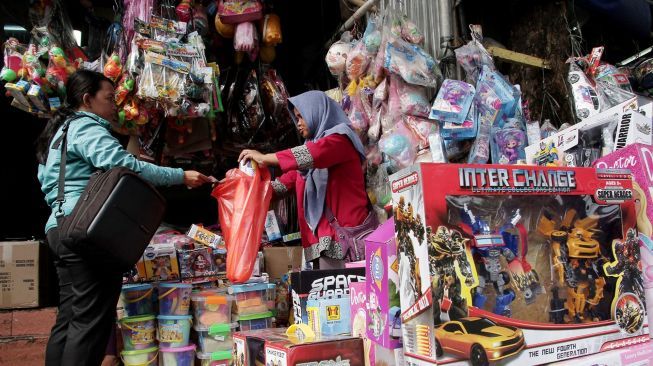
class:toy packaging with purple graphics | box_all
[595,143,653,338]
[350,281,374,366]
[390,163,648,366]
[364,218,403,349]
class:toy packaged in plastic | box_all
[568,61,601,121]
[596,79,636,111]
[325,33,352,77]
[390,164,648,366]
[179,247,217,282]
[404,116,435,151]
[398,80,430,118]
[429,79,475,124]
[441,103,478,141]
[346,41,372,81]
[384,34,439,87]
[379,120,419,171]
[474,66,519,125]
[138,51,189,106]
[454,26,495,84]
[467,117,491,164]
[491,122,527,164]
[363,16,382,54]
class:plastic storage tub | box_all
[228,283,276,316]
[191,290,232,327]
[157,315,193,348]
[119,314,157,351]
[159,344,196,366]
[197,350,232,366]
[195,323,237,353]
[158,282,192,316]
[121,284,154,317]
[120,346,158,366]
[236,311,274,331]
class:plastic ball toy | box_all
[1,68,17,82]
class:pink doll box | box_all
[364,218,402,349]
[595,143,653,337]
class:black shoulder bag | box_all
[54,115,166,269]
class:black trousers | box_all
[45,228,123,366]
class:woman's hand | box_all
[238,149,279,167]
[183,170,213,188]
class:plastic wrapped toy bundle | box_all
[346,41,372,81]
[325,32,353,77]
[379,120,419,171]
[384,34,439,87]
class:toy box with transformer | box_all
[595,143,653,338]
[390,163,648,366]
[365,218,403,349]
[290,268,365,325]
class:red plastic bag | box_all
[211,164,272,283]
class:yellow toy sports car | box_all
[435,317,525,366]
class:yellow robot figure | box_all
[538,208,607,323]
[534,141,559,166]
[394,197,425,303]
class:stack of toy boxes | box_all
[390,163,649,365]
[595,143,653,337]
[290,267,365,335]
[363,218,404,364]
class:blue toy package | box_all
[474,66,518,125]
[305,295,351,336]
[429,79,475,124]
[491,123,527,164]
[441,103,478,140]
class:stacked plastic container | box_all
[118,284,159,366]
[156,282,196,366]
[191,289,236,365]
[229,282,276,331]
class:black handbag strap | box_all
[52,114,97,217]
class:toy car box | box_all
[290,268,365,325]
[525,97,638,167]
[390,163,649,365]
[595,143,653,338]
[365,218,403,349]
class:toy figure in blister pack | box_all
[538,208,609,323]
[492,126,526,164]
[427,225,477,323]
[394,196,426,303]
[604,228,645,304]
[461,205,543,317]
[534,141,559,166]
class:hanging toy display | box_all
[104,53,123,83]
[115,76,136,106]
[176,0,193,23]
[46,47,75,96]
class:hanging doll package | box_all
[491,121,527,164]
[429,79,475,124]
[384,34,439,87]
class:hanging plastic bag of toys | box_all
[212,161,272,283]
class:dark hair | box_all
[36,70,113,164]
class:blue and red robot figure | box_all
[460,204,543,317]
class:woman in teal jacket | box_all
[36,70,211,366]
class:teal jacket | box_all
[38,111,184,234]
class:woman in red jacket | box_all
[239,90,374,269]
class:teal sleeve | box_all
[71,121,184,186]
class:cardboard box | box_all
[264,246,303,281]
[306,295,351,336]
[234,328,365,366]
[553,339,652,366]
[350,282,374,366]
[0,241,40,309]
[373,343,405,366]
[136,242,180,282]
[265,329,364,366]
[290,268,365,325]
[365,218,402,349]
[614,110,652,151]
[595,144,653,338]
[525,97,638,166]
[390,163,648,365]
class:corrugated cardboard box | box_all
[263,246,303,280]
[0,241,40,309]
